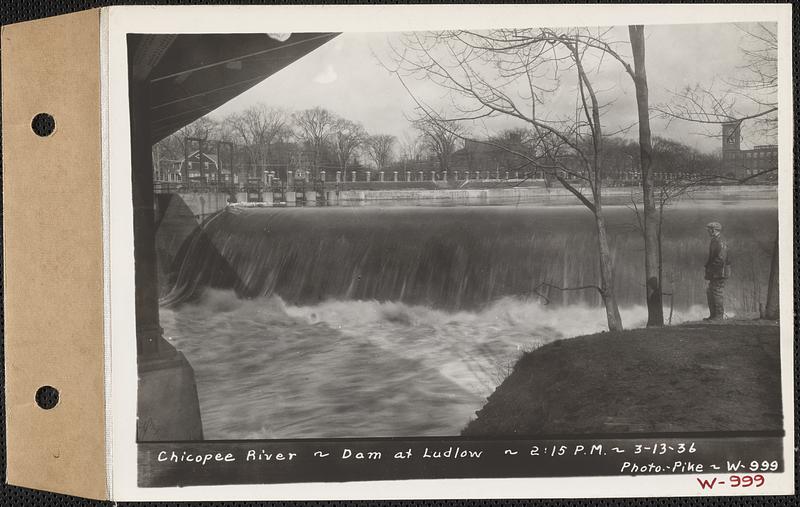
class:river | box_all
[158,198,777,438]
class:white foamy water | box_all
[161,291,710,439]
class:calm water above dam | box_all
[159,199,777,439]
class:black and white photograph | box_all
[114,5,792,497]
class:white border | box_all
[99,7,114,499]
[106,4,795,501]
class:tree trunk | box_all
[258,144,268,182]
[594,206,624,331]
[570,39,621,332]
[198,139,206,181]
[763,235,779,319]
[339,149,347,174]
[629,25,664,327]
[182,138,188,184]
[313,145,320,181]
[215,141,222,184]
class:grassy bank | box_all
[462,321,782,436]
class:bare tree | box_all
[532,25,664,326]
[180,115,219,142]
[153,116,220,182]
[293,107,337,179]
[161,115,219,159]
[734,24,778,137]
[153,131,184,178]
[656,23,779,320]
[656,24,777,140]
[226,105,290,180]
[489,128,541,180]
[628,138,722,317]
[388,28,626,331]
[397,130,428,178]
[628,25,662,327]
[409,109,465,173]
[398,130,425,163]
[332,118,368,173]
[365,134,396,172]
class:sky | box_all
[211,23,777,154]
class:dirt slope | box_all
[463,322,782,436]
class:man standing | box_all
[704,221,730,321]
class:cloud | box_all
[313,65,338,85]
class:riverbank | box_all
[462,320,782,435]
[330,183,777,203]
[228,183,777,206]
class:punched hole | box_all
[31,113,56,137]
[35,385,59,410]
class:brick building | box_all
[721,122,778,179]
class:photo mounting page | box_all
[106,4,794,500]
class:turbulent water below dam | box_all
[158,199,777,439]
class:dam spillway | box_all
[156,199,777,439]
[162,202,776,314]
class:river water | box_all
[158,198,777,439]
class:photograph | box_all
[120,8,790,495]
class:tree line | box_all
[153,106,480,180]
[155,103,731,186]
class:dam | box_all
[155,192,777,439]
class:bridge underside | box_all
[129,31,338,440]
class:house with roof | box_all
[180,150,219,182]
[177,150,239,184]
[154,158,183,182]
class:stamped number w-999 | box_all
[730,474,766,487]
[697,474,767,490]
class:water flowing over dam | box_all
[158,200,776,439]
[164,203,775,313]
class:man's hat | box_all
[706,221,722,231]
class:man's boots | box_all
[704,286,716,321]
[713,297,725,321]
[704,280,725,321]
[709,280,725,321]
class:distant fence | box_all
[154,174,777,197]
[153,178,547,194]
[154,181,242,195]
